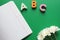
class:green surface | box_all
[0,0,60,40]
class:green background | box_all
[0,0,60,40]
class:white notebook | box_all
[0,1,32,40]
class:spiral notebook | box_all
[0,1,32,40]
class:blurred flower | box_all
[37,26,60,40]
[49,26,60,33]
[37,28,51,40]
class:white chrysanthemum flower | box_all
[37,26,60,40]
[49,26,60,33]
[37,34,44,40]
[37,28,51,40]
